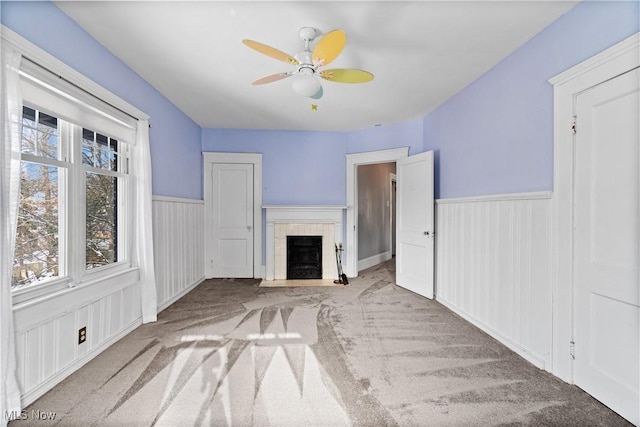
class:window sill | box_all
[12,265,139,309]
[11,277,72,305]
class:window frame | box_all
[77,126,133,278]
[12,107,134,300]
[3,25,149,305]
[12,107,68,295]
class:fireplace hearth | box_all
[287,236,322,279]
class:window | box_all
[11,104,132,291]
[2,32,151,308]
[13,107,63,289]
[82,128,128,270]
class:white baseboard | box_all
[358,251,392,272]
[157,276,205,313]
[20,318,142,407]
[436,297,547,371]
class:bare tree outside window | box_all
[12,107,60,289]
[85,173,117,268]
[83,129,119,269]
[12,109,126,289]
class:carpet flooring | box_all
[11,260,631,426]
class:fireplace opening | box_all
[287,236,322,279]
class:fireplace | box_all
[264,205,346,281]
[287,236,322,279]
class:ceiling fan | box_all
[242,27,374,100]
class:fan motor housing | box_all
[297,65,315,76]
[294,50,312,63]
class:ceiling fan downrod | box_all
[295,27,318,74]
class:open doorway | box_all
[345,148,409,277]
[356,163,396,271]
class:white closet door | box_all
[210,163,254,278]
[574,67,639,425]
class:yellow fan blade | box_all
[242,39,299,65]
[320,69,374,83]
[312,30,346,67]
[251,72,291,85]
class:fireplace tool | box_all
[334,243,349,285]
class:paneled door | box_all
[573,67,639,425]
[210,163,254,277]
[396,151,434,299]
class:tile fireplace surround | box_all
[264,206,346,281]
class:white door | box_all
[574,67,639,425]
[211,163,254,277]
[396,151,434,298]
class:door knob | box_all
[247,225,253,231]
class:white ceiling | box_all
[55,1,578,132]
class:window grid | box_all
[12,106,132,291]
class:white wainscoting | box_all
[152,196,205,310]
[435,192,553,369]
[13,269,142,406]
[11,195,205,406]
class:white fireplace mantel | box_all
[264,205,346,280]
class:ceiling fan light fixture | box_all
[244,27,373,100]
[292,73,321,97]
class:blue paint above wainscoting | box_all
[422,0,639,199]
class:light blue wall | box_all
[202,129,348,205]
[5,1,637,202]
[202,118,424,206]
[423,0,640,199]
[202,2,639,202]
[1,1,203,199]
[347,118,424,156]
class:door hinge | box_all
[569,340,575,360]
[571,116,577,134]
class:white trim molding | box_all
[437,191,552,204]
[549,32,640,383]
[152,195,204,205]
[1,25,149,121]
[203,152,263,279]
[548,32,640,87]
[345,147,409,277]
